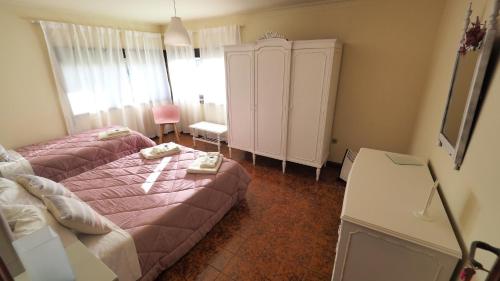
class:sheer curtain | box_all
[198,25,241,125]
[165,39,202,133]
[123,30,172,136]
[165,26,240,133]
[40,21,172,136]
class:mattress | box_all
[11,127,156,182]
[60,146,251,280]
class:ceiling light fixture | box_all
[164,0,191,46]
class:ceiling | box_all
[1,0,337,24]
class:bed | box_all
[60,145,251,280]
[1,127,156,182]
[0,177,141,281]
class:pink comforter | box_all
[16,127,155,182]
[61,146,251,281]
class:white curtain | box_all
[40,21,172,136]
[198,25,241,125]
[123,30,172,136]
[165,38,202,133]
[165,25,240,133]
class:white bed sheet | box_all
[78,219,142,281]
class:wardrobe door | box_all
[287,48,332,165]
[225,50,254,152]
[254,40,291,160]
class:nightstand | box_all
[15,240,117,281]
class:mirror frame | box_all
[438,1,499,169]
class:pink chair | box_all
[152,104,181,143]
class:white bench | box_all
[189,122,228,156]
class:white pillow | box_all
[16,174,72,200]
[0,204,46,239]
[0,144,10,162]
[0,177,44,207]
[0,204,78,246]
[43,195,111,235]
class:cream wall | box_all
[0,4,66,149]
[0,0,444,161]
[176,0,446,162]
[410,0,499,277]
[0,3,160,149]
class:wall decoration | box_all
[258,31,287,40]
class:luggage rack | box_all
[188,122,228,156]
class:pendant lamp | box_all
[164,0,191,46]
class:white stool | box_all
[189,122,229,156]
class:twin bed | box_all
[5,127,156,182]
[0,127,251,280]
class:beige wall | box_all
[0,0,444,162]
[410,0,499,277]
[0,4,66,149]
[176,0,446,162]
[0,3,160,149]
[4,0,499,274]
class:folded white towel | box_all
[98,127,131,140]
[187,153,223,174]
[140,142,180,160]
[200,152,220,168]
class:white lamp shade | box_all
[164,17,191,46]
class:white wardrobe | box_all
[224,38,342,180]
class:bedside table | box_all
[15,240,117,281]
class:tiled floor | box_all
[155,133,346,281]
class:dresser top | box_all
[342,148,461,258]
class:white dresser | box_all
[332,148,461,281]
[224,38,342,180]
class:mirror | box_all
[442,51,480,146]
[438,2,499,169]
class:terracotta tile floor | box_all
[155,133,346,281]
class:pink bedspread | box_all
[61,146,251,281]
[16,127,155,182]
